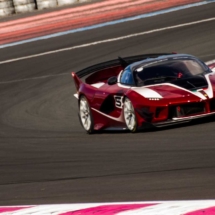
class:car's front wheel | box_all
[79,96,94,134]
[123,98,138,132]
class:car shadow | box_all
[93,115,215,134]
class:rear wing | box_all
[75,53,174,79]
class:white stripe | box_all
[172,112,215,121]
[204,74,214,98]
[1,201,215,214]
[0,17,215,65]
[144,83,207,100]
[91,107,124,122]
[117,70,123,82]
[205,59,215,65]
[120,201,215,215]
[91,82,105,88]
[132,87,163,98]
[5,204,106,215]
[206,60,215,72]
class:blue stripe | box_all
[1,0,215,49]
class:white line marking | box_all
[1,0,215,49]
[0,73,69,84]
[0,17,215,65]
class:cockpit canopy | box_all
[119,56,211,88]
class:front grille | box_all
[168,103,205,119]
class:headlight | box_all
[148,98,161,101]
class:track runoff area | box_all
[1,0,215,214]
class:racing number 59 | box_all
[114,96,123,108]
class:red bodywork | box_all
[72,57,215,131]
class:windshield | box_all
[134,58,209,86]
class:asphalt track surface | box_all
[0,3,215,206]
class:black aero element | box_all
[107,76,117,85]
[100,96,115,114]
[76,53,173,78]
[136,107,153,122]
[171,76,208,90]
[118,56,129,68]
[155,107,164,118]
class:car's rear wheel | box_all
[123,98,137,132]
[79,96,94,134]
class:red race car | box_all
[72,53,215,133]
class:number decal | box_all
[114,96,123,108]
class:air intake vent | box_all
[210,99,215,111]
[168,103,205,119]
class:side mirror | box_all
[107,76,117,85]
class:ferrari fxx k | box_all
[72,53,215,133]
